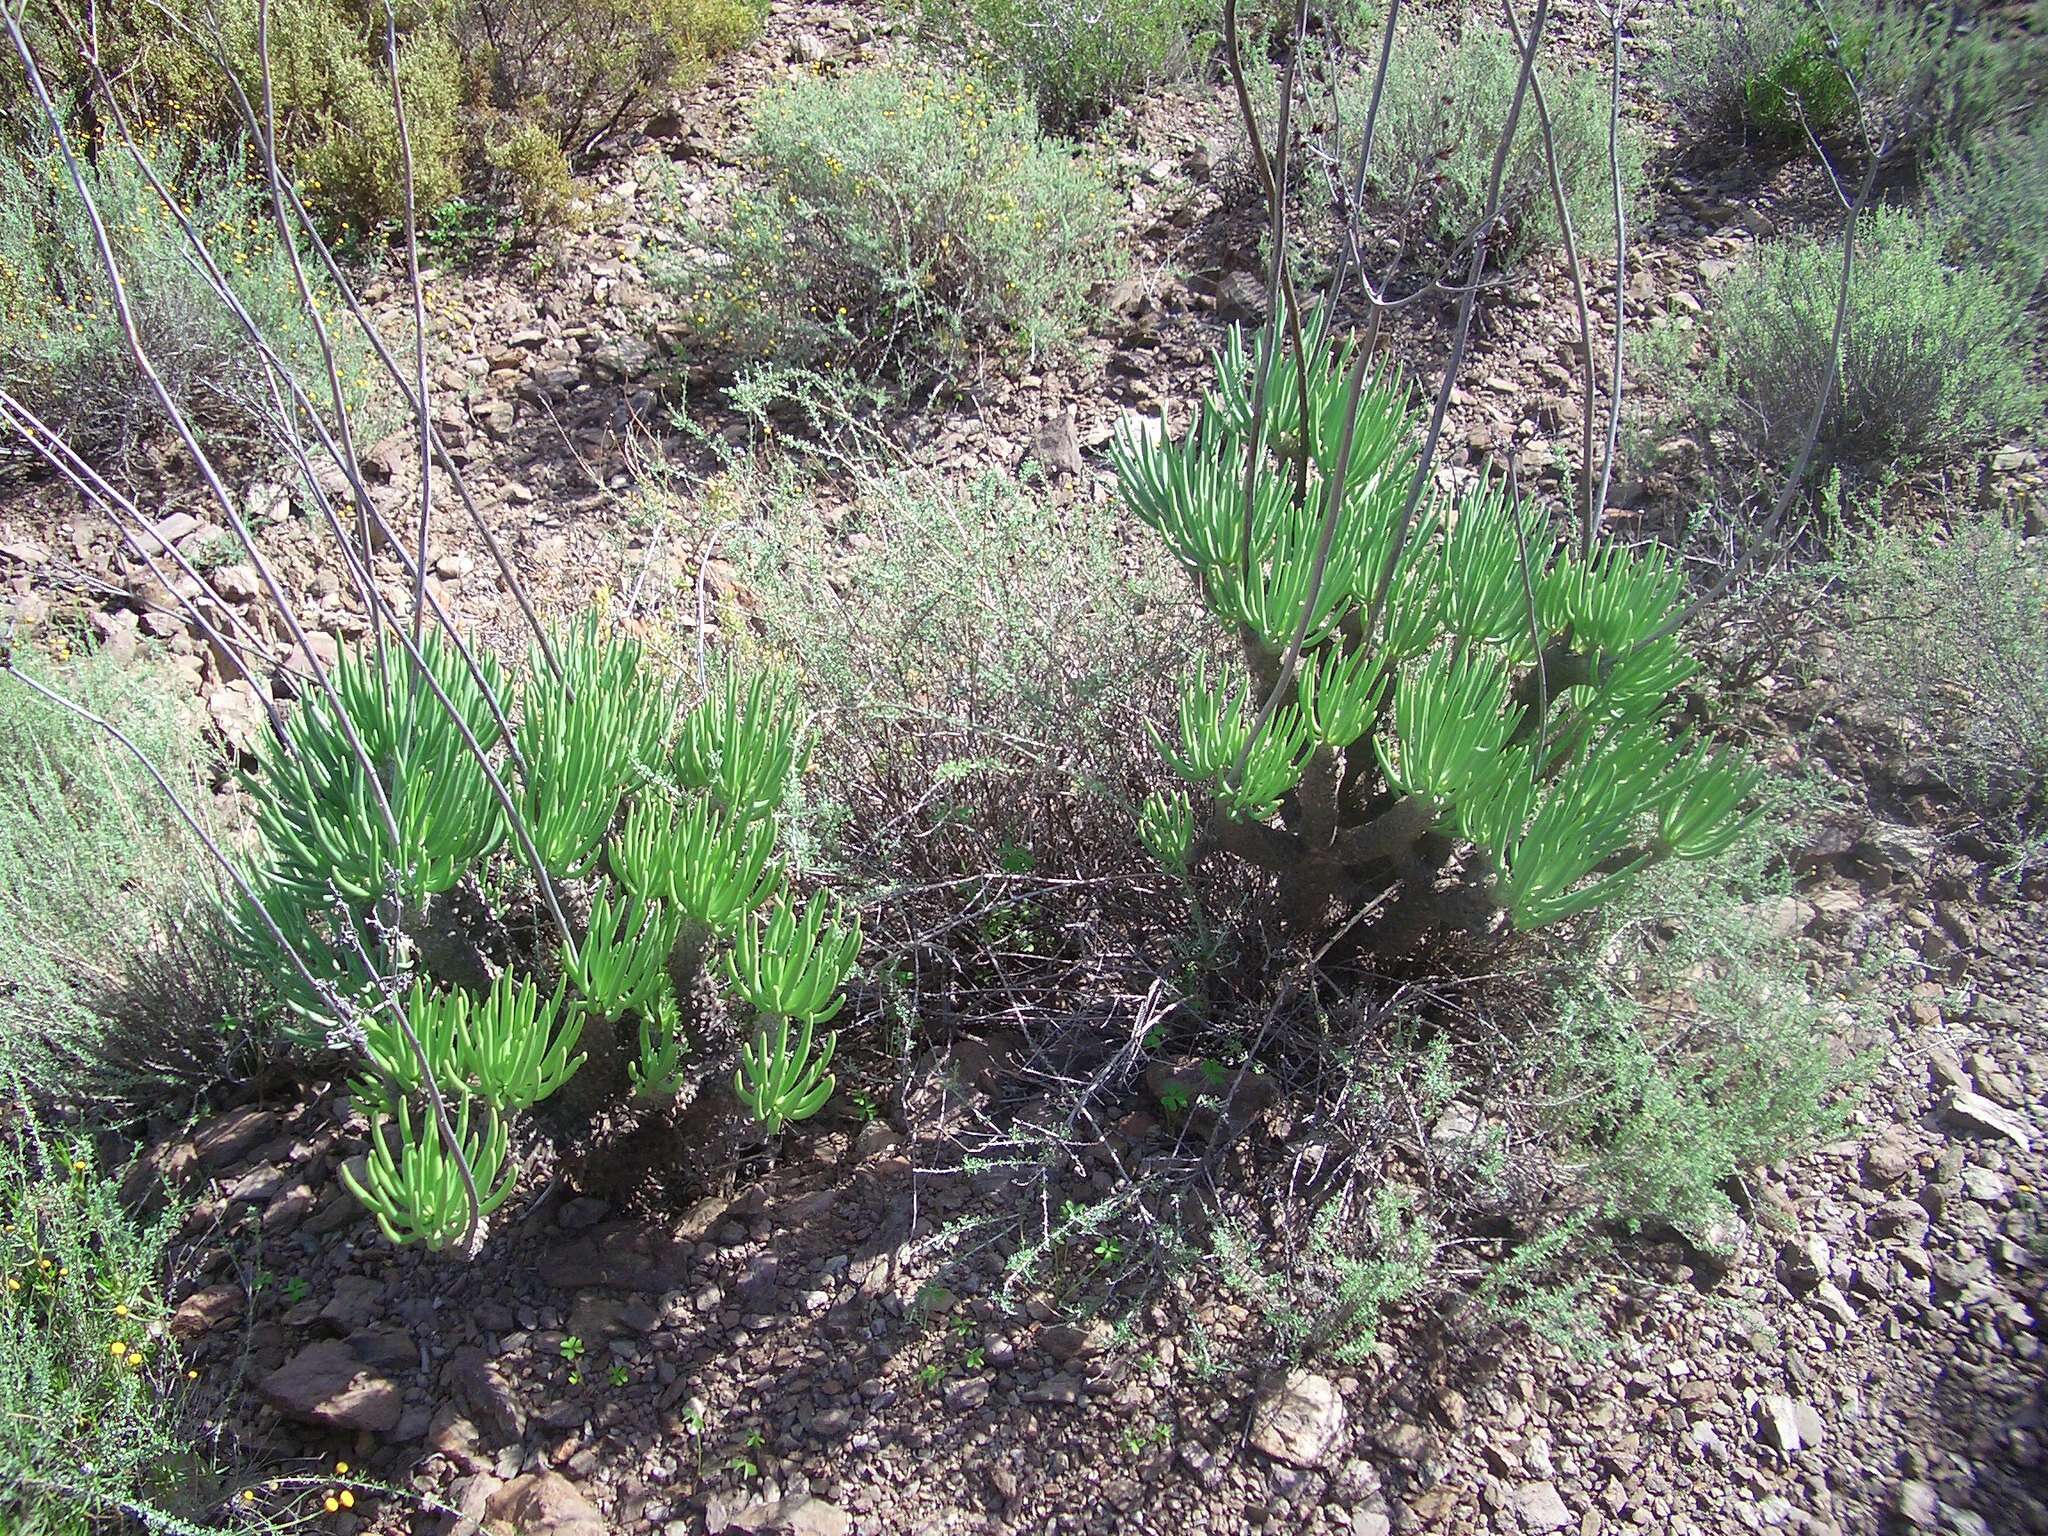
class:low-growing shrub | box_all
[7,0,763,233]
[729,453,1195,899]
[0,643,262,1112]
[0,133,378,464]
[1249,17,1649,271]
[1545,832,1864,1245]
[1118,313,1763,945]
[1925,112,2048,303]
[1653,0,2030,158]
[657,65,1122,382]
[1640,206,2041,487]
[5,0,465,229]
[916,0,1220,130]
[0,1119,199,1530]
[229,620,860,1252]
[455,0,766,159]
[1826,503,2048,863]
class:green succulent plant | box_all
[628,989,691,1102]
[1138,788,1196,878]
[613,793,781,935]
[725,890,862,1026]
[1116,310,1766,941]
[339,1094,516,1253]
[675,668,807,824]
[562,881,683,1022]
[355,978,463,1110]
[454,972,585,1111]
[734,1011,837,1136]
[248,633,506,905]
[232,615,861,1257]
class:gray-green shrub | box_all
[1826,503,2048,863]
[1926,112,2048,303]
[455,0,768,159]
[656,65,1122,382]
[916,0,1219,130]
[1546,830,1865,1245]
[5,0,766,232]
[1653,0,2032,157]
[1642,206,2041,485]
[726,454,1195,891]
[0,133,377,464]
[0,1113,202,1532]
[0,643,244,1110]
[1250,17,1649,269]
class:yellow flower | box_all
[340,1492,355,1509]
[334,1461,349,1475]
[324,1496,340,1514]
[114,1304,129,1317]
[109,1340,127,1357]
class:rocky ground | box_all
[4,2,2045,1534]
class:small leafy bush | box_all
[455,0,767,159]
[5,0,466,229]
[232,619,860,1253]
[658,65,1122,381]
[0,133,378,464]
[0,643,261,1112]
[1116,314,1764,942]
[916,0,1219,130]
[1826,503,2048,862]
[1642,206,2041,486]
[1546,833,1861,1244]
[7,0,762,234]
[1654,0,2029,157]
[1250,17,1648,270]
[0,1122,197,1531]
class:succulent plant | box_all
[240,626,860,1253]
[1115,310,1765,942]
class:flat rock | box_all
[485,1471,608,1536]
[1754,1394,1823,1455]
[259,1337,405,1431]
[192,1107,279,1169]
[1248,1369,1345,1469]
[1511,1481,1572,1532]
[319,1274,384,1332]
[448,1348,528,1447]
[1033,409,1086,479]
[208,680,271,756]
[170,1283,243,1338]
[1861,1130,1917,1186]
[1942,1090,2032,1149]
[537,1221,691,1291]
[724,1494,852,1536]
